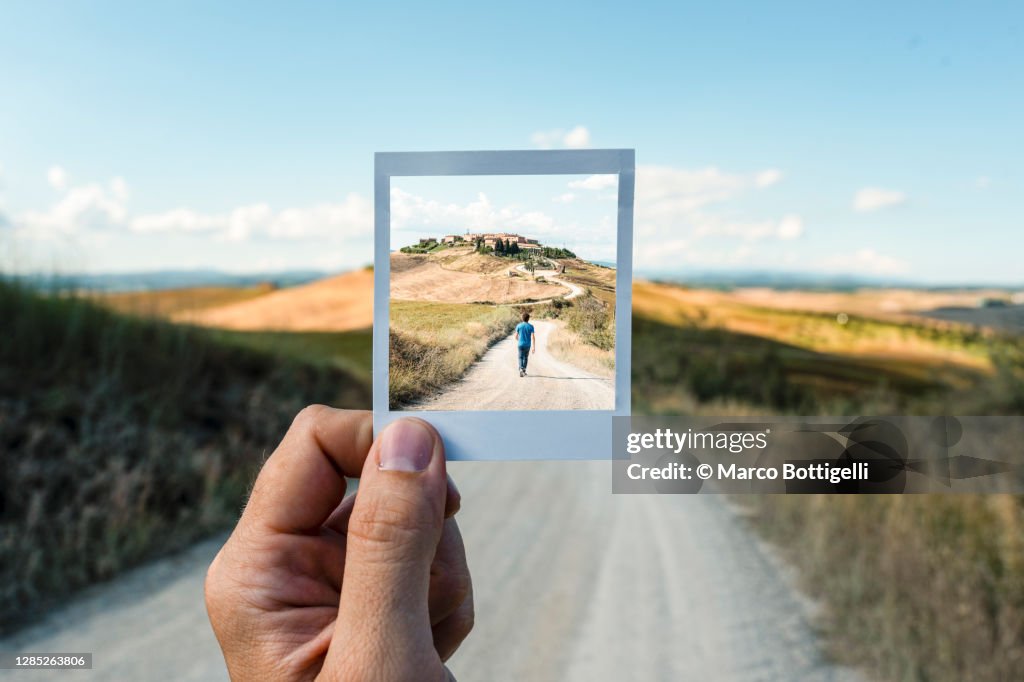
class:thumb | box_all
[328,418,449,676]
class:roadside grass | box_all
[209,328,372,383]
[389,300,520,408]
[535,266,616,356]
[744,494,1024,682]
[633,280,1024,681]
[0,279,369,634]
[545,320,614,378]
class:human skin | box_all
[205,407,472,681]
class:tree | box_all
[495,238,505,254]
[509,241,520,255]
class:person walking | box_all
[514,311,536,377]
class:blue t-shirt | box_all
[515,321,535,348]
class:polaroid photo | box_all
[373,150,634,460]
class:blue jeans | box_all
[518,345,530,371]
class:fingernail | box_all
[378,420,435,472]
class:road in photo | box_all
[407,320,613,411]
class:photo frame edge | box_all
[373,149,635,460]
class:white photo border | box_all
[374,149,634,460]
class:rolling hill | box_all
[177,268,374,331]
[390,248,565,304]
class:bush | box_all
[565,295,615,351]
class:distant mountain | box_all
[9,269,331,293]
[637,268,1023,292]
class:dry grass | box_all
[742,494,1024,682]
[0,280,369,633]
[545,320,614,378]
[390,252,560,304]
[633,280,1024,680]
[389,301,520,407]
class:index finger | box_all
[241,406,374,534]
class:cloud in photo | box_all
[390,182,616,261]
[569,174,617,191]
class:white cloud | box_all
[819,248,909,275]
[563,125,591,149]
[636,165,747,222]
[568,174,617,191]
[110,176,129,201]
[391,187,564,237]
[530,130,562,149]
[47,165,69,191]
[853,187,906,212]
[390,185,615,260]
[776,214,803,240]
[632,163,804,270]
[755,168,783,188]
[131,193,371,242]
[688,213,803,242]
[7,167,376,273]
[20,182,128,236]
[390,188,507,232]
[975,175,991,189]
[552,192,576,204]
[530,125,592,149]
[3,163,384,273]
[130,207,223,234]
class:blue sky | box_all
[0,1,1020,283]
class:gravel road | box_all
[1,462,862,682]
[509,265,585,304]
[407,320,615,411]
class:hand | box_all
[205,407,472,681]
[532,345,536,354]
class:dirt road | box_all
[512,264,585,303]
[406,320,614,411]
[0,463,862,681]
